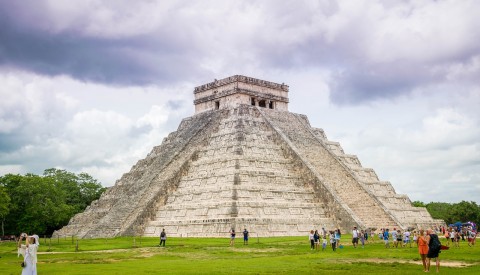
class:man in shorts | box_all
[352,226,360,248]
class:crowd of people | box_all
[12,225,476,274]
[440,226,477,247]
[305,225,477,273]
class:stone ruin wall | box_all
[309,127,444,229]
[54,74,443,238]
[194,75,289,113]
[143,105,342,237]
[54,110,228,238]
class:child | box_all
[322,236,327,251]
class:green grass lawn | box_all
[0,235,478,274]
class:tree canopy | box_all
[0,169,106,236]
[413,200,480,226]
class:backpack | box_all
[430,234,441,252]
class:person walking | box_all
[359,230,365,248]
[403,229,411,248]
[314,230,320,250]
[352,226,360,248]
[383,228,390,248]
[417,229,429,272]
[426,228,441,273]
[159,229,167,247]
[413,231,418,247]
[329,231,336,251]
[309,230,315,250]
[334,229,341,249]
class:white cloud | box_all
[0,71,193,185]
[0,0,479,204]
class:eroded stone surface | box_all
[54,75,442,238]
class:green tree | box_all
[43,168,106,212]
[412,201,426,207]
[0,169,106,235]
[449,201,480,225]
[425,202,452,223]
[0,185,10,236]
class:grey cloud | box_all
[0,5,204,86]
[329,62,434,104]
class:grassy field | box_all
[0,235,478,274]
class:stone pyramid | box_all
[55,75,443,238]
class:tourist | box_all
[18,233,39,275]
[378,230,383,241]
[395,229,402,248]
[322,235,327,251]
[413,231,418,247]
[352,226,360,248]
[364,229,369,244]
[321,227,327,239]
[309,230,315,250]
[243,228,249,245]
[230,229,236,246]
[449,228,455,246]
[159,228,167,247]
[383,228,390,248]
[417,229,428,272]
[334,229,341,248]
[329,231,336,251]
[454,230,460,248]
[314,230,320,250]
[468,229,476,247]
[403,229,411,248]
[425,228,441,273]
[391,228,398,248]
[444,229,450,246]
[359,230,365,248]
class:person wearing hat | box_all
[17,233,39,274]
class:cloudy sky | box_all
[1,0,479,203]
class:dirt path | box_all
[335,258,474,268]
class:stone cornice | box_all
[194,75,289,94]
[194,88,289,104]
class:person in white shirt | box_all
[18,233,39,275]
[404,230,411,248]
[352,226,360,248]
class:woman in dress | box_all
[18,233,39,275]
[417,229,429,272]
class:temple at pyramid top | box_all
[194,75,289,114]
[54,74,443,239]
